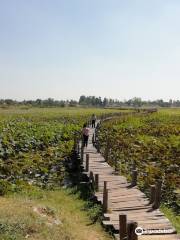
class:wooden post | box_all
[80,146,84,163]
[85,154,89,172]
[92,134,95,146]
[97,143,100,153]
[103,189,108,213]
[89,171,93,182]
[119,214,127,240]
[103,181,107,192]
[149,185,156,204]
[127,221,138,240]
[103,181,108,212]
[153,181,162,209]
[89,171,95,191]
[95,130,97,142]
[131,170,138,187]
[95,174,99,192]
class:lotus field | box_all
[0,107,123,195]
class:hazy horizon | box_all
[1,1,180,101]
[0,95,179,102]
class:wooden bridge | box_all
[79,121,179,240]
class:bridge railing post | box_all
[85,154,89,172]
[103,181,108,212]
[153,181,162,209]
[119,214,127,240]
[97,141,100,153]
[92,134,95,146]
[89,171,93,182]
[149,184,156,204]
[94,174,99,192]
[89,171,95,190]
[80,145,84,164]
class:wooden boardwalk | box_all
[81,124,179,240]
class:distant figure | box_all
[82,123,90,147]
[91,114,97,128]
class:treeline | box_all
[79,96,180,108]
[0,98,77,107]
[0,96,180,108]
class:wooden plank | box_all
[96,189,145,196]
[103,218,170,225]
[104,213,165,220]
[110,206,152,211]
[111,222,175,232]
[115,234,180,240]
[104,209,163,217]
[139,235,180,240]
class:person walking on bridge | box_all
[91,114,97,128]
[82,123,90,147]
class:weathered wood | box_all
[153,181,162,209]
[103,181,108,213]
[89,171,94,182]
[149,185,156,204]
[115,234,180,240]
[92,134,95,146]
[138,235,180,240]
[104,218,170,225]
[119,214,127,240]
[103,189,109,213]
[104,181,107,191]
[104,211,164,220]
[95,174,99,192]
[97,140,100,153]
[108,221,175,232]
[85,154,89,172]
[80,145,84,163]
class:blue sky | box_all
[0,0,180,100]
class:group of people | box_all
[82,114,96,147]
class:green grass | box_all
[0,106,128,120]
[159,108,180,115]
[161,205,180,233]
[0,187,113,240]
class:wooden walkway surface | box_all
[81,124,179,240]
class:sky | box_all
[0,0,180,101]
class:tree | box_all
[79,95,86,105]
[103,98,109,107]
